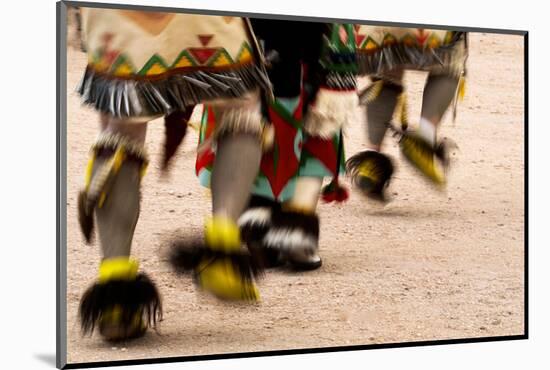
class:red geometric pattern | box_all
[198,34,214,46]
[259,102,302,198]
[188,48,218,64]
[416,29,428,46]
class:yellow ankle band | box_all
[205,216,241,253]
[111,147,126,173]
[99,257,139,283]
[197,258,260,301]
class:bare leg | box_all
[95,118,147,259]
[398,74,459,185]
[209,90,264,220]
[366,86,400,151]
[284,177,323,213]
[365,70,403,151]
[418,74,460,145]
[171,90,265,301]
[346,74,400,201]
[78,115,161,341]
[277,177,324,270]
[211,134,262,221]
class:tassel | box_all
[458,76,466,101]
[78,190,94,244]
[321,179,349,203]
[452,75,466,123]
[396,92,409,131]
[161,108,193,172]
[321,130,349,203]
[358,79,384,105]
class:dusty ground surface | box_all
[64,18,525,364]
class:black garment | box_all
[250,19,328,98]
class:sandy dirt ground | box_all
[64,16,525,364]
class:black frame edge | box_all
[64,335,527,369]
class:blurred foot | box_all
[346,150,394,202]
[285,248,322,271]
[239,196,284,268]
[399,133,446,185]
[79,259,162,342]
[197,216,261,302]
[263,209,322,271]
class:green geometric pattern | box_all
[92,41,254,77]
[172,50,198,68]
[359,30,457,50]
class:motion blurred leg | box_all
[170,91,265,302]
[78,116,161,341]
[399,74,459,185]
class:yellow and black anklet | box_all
[169,216,262,301]
[79,257,162,341]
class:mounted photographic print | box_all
[56,1,527,368]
